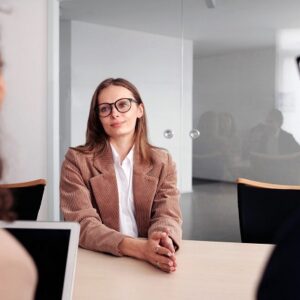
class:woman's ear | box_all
[137,103,144,118]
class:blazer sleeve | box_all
[60,149,125,256]
[148,152,182,250]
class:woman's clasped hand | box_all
[119,231,177,273]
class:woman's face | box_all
[97,85,143,143]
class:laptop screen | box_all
[1,221,80,300]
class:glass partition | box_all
[182,0,300,241]
[182,0,300,186]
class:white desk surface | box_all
[73,240,273,300]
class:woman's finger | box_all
[160,236,175,253]
[153,259,176,273]
[154,253,175,267]
[154,245,173,258]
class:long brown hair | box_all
[76,78,153,163]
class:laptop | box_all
[0,221,80,300]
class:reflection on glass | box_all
[244,109,300,156]
[193,111,240,182]
[191,24,300,186]
[241,109,300,184]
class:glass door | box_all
[181,0,300,241]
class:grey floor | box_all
[180,179,241,242]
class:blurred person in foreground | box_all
[0,49,37,299]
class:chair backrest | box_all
[0,179,46,220]
[237,178,300,244]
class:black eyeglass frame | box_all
[96,98,139,117]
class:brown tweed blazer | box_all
[60,146,182,256]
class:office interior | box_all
[1,0,300,252]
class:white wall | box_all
[63,21,193,192]
[0,0,49,219]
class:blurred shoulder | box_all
[0,229,37,298]
[0,229,37,278]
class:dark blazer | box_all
[60,146,182,256]
[278,130,300,154]
[257,207,300,299]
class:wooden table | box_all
[73,240,273,300]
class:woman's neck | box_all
[110,137,134,161]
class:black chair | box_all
[0,179,46,220]
[237,178,300,244]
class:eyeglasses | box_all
[96,98,138,117]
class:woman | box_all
[60,78,182,273]
[0,51,37,299]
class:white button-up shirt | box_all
[111,144,138,237]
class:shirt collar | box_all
[110,143,134,166]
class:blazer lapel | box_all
[133,150,158,236]
[90,147,120,231]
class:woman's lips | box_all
[110,122,123,128]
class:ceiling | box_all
[60,0,300,57]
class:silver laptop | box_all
[0,221,80,300]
